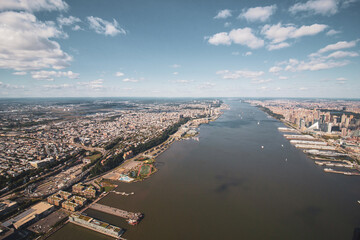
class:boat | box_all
[358,200,360,204]
[127,219,139,225]
[261,146,264,149]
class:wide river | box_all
[49,100,360,240]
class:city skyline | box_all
[0,0,359,98]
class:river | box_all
[49,100,360,240]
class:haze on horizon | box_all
[0,0,359,98]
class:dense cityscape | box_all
[0,98,226,239]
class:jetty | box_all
[284,134,316,141]
[323,168,360,176]
[89,203,143,225]
[278,127,299,133]
[289,140,327,145]
[315,161,353,168]
[294,144,337,151]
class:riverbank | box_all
[100,107,227,183]
[255,105,360,176]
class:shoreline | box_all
[253,104,360,176]
[99,104,228,183]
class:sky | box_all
[0,0,359,98]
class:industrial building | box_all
[2,202,54,229]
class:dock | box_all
[315,161,353,168]
[278,127,299,133]
[294,144,337,151]
[89,203,143,224]
[323,168,360,176]
[283,134,316,141]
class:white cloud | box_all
[239,5,277,22]
[317,40,359,53]
[72,25,82,31]
[207,32,231,46]
[336,77,347,84]
[214,9,232,19]
[216,70,264,79]
[252,79,272,84]
[13,71,27,75]
[31,70,79,80]
[0,82,24,89]
[174,79,193,84]
[289,0,338,15]
[326,29,341,36]
[229,28,264,49]
[173,72,179,75]
[295,59,348,71]
[261,24,295,43]
[267,42,290,51]
[43,83,73,89]
[292,24,328,38]
[208,28,264,49]
[0,11,72,71]
[87,16,126,36]
[199,82,216,89]
[0,0,68,12]
[299,87,308,91]
[77,79,104,89]
[326,51,359,59]
[261,23,327,44]
[259,86,268,90]
[57,16,81,26]
[224,22,231,27]
[289,0,356,15]
[171,64,181,68]
[244,51,252,56]
[278,76,288,80]
[269,66,282,73]
[123,78,139,82]
[278,51,351,72]
[115,72,124,77]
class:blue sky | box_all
[0,0,359,98]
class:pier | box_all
[323,168,360,176]
[294,144,337,151]
[89,203,143,224]
[278,127,299,133]
[315,161,353,168]
[284,134,316,141]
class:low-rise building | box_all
[58,190,72,200]
[71,195,87,206]
[47,195,63,206]
[72,183,84,193]
[83,186,97,198]
[62,200,79,212]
